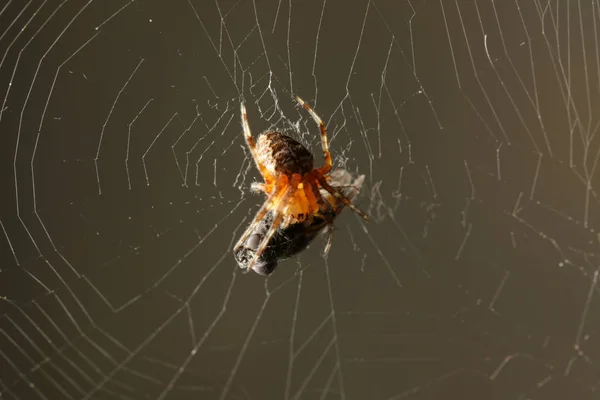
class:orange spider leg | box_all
[296,96,369,221]
[241,102,274,184]
[246,174,303,272]
[302,181,320,216]
[305,179,337,254]
[295,96,332,175]
[233,175,289,254]
[318,176,370,222]
[307,179,335,214]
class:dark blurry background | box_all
[1,1,599,399]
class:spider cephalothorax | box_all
[234,96,369,273]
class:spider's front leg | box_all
[245,174,303,272]
[234,178,289,255]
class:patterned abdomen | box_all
[256,131,314,176]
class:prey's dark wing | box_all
[234,169,365,275]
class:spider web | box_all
[1,0,599,399]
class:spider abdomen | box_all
[257,131,314,176]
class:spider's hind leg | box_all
[241,102,275,186]
[295,95,332,175]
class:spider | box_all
[235,169,365,275]
[233,96,370,273]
